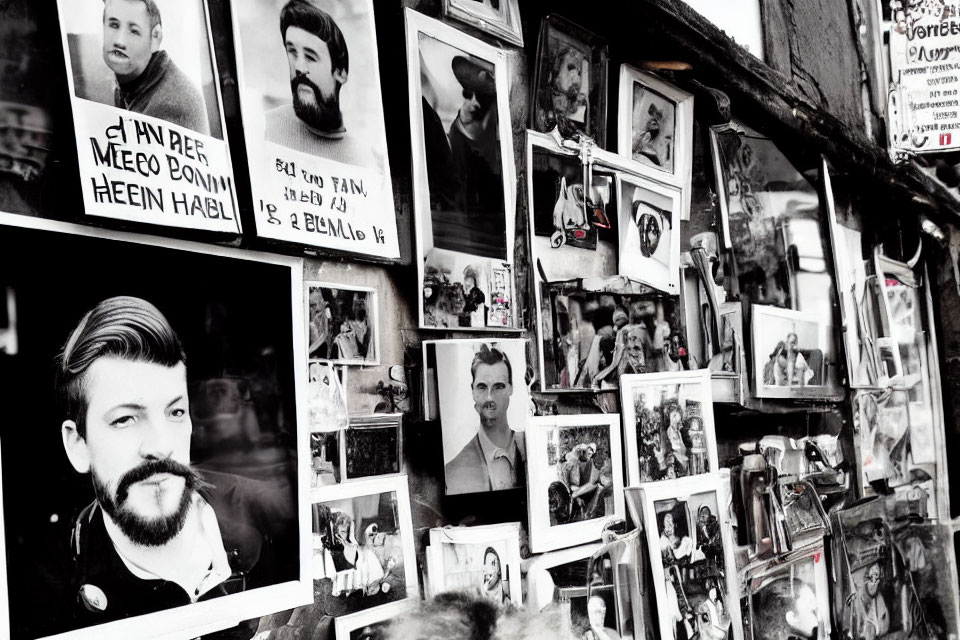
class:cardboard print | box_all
[617,173,681,293]
[306,282,379,365]
[233,0,399,257]
[0,214,309,640]
[620,370,718,486]
[56,0,241,234]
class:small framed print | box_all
[333,598,413,640]
[740,547,830,640]
[525,414,625,553]
[617,173,682,294]
[531,15,608,144]
[306,282,379,366]
[640,475,743,640]
[426,523,523,605]
[341,415,403,482]
[620,370,718,486]
[618,65,694,221]
[751,305,838,400]
[406,9,518,331]
[441,0,524,47]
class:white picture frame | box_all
[426,523,523,605]
[620,369,719,486]
[617,172,682,294]
[617,65,694,222]
[332,593,413,640]
[525,414,625,553]
[305,281,380,366]
[405,9,519,331]
[442,0,524,47]
[750,305,834,400]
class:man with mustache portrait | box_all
[444,344,525,495]
[265,0,376,167]
[55,296,294,629]
[101,0,209,135]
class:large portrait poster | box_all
[56,0,241,234]
[232,0,400,259]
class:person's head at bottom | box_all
[752,577,819,640]
[57,295,206,548]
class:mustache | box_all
[291,73,322,98]
[115,458,207,505]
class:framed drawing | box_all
[0,212,310,640]
[740,547,830,640]
[617,172,682,294]
[441,0,524,47]
[751,305,838,400]
[639,474,743,640]
[525,414,625,553]
[231,0,399,258]
[617,65,694,221]
[55,0,241,235]
[310,476,417,619]
[333,598,414,640]
[306,281,379,365]
[341,415,403,482]
[620,370,718,486]
[530,15,608,145]
[425,523,523,605]
[406,9,518,331]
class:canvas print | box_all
[740,549,830,640]
[617,173,681,293]
[233,0,399,257]
[526,414,625,553]
[435,339,529,496]
[442,0,524,46]
[620,370,718,486]
[751,305,835,399]
[0,214,309,640]
[306,282,378,365]
[426,523,523,605]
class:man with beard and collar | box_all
[265,0,376,167]
[54,296,295,631]
[753,577,820,640]
[101,0,209,135]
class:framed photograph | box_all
[620,370,718,486]
[426,523,523,605]
[441,0,524,47]
[617,173,682,294]
[530,15,608,145]
[231,0,399,258]
[306,282,379,365]
[640,475,743,640]
[536,281,690,393]
[525,414,625,553]
[751,304,839,400]
[433,339,529,496]
[311,476,417,619]
[55,0,241,234]
[617,65,694,221]
[334,598,413,640]
[0,213,310,640]
[406,9,518,331]
[740,547,830,640]
[341,415,403,482]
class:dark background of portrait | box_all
[0,224,300,639]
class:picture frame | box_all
[0,212,311,640]
[306,281,380,366]
[530,14,608,145]
[525,414,625,553]
[750,304,836,400]
[617,172,682,294]
[55,0,242,235]
[640,474,744,640]
[441,0,524,47]
[310,476,418,620]
[425,523,523,605]
[620,369,719,486]
[231,0,400,259]
[405,9,518,331]
[617,65,694,221]
[340,415,404,482]
[333,598,414,640]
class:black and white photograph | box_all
[524,543,603,613]
[56,0,241,233]
[312,430,340,487]
[425,523,523,605]
[342,415,403,481]
[751,305,831,399]
[311,476,416,619]
[617,65,694,221]
[0,213,309,640]
[531,15,608,144]
[641,476,742,640]
[526,414,625,553]
[233,0,399,257]
[422,248,514,330]
[565,585,621,640]
[406,9,517,330]
[442,0,524,46]
[306,282,379,365]
[620,370,718,486]
[434,339,528,496]
[334,599,413,640]
[741,549,830,640]
[537,283,690,392]
[617,173,681,294]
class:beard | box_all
[93,458,209,547]
[291,74,343,133]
